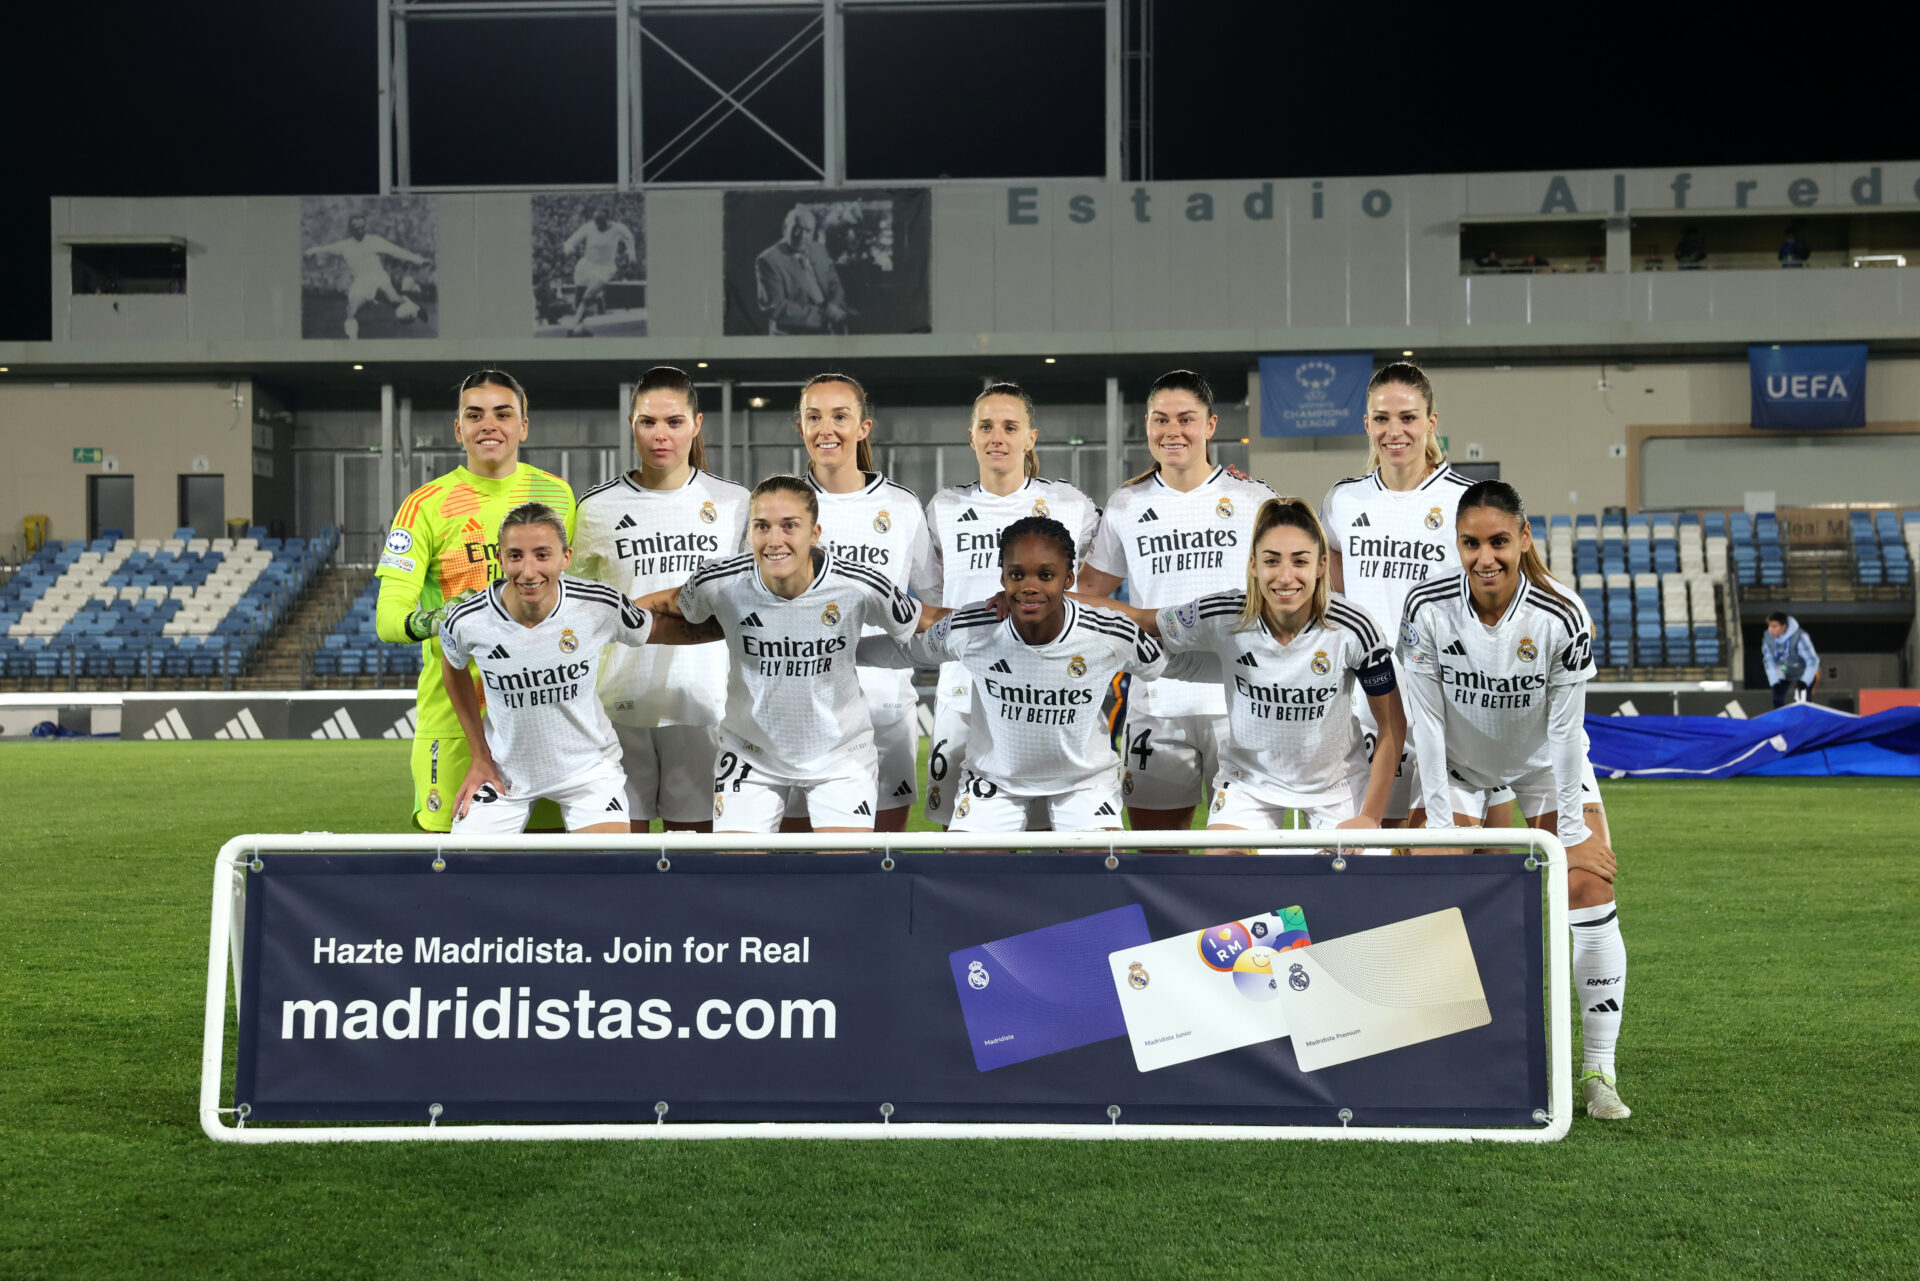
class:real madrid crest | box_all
[713,795,725,818]
[1310,649,1331,675]
[1068,654,1087,678]
[821,602,841,626]
[1216,496,1235,520]
[956,796,971,819]
[967,960,990,990]
[559,628,579,654]
[1288,962,1310,991]
[1211,789,1227,813]
[1122,770,1135,796]
[1518,636,1538,663]
[1127,961,1150,990]
[1424,506,1444,530]
[1032,497,1050,518]
[873,509,891,534]
[426,788,441,812]
[699,500,717,524]
[928,785,941,812]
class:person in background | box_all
[1762,611,1820,707]
[1674,226,1707,269]
[1778,222,1811,268]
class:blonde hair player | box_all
[1077,370,1272,831]
[791,374,938,833]
[438,503,722,834]
[1398,480,1632,1121]
[920,382,1102,827]
[1319,360,1515,832]
[574,366,750,834]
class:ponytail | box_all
[973,381,1041,479]
[1363,361,1445,473]
[1235,497,1331,633]
[797,373,875,473]
[1457,480,1559,594]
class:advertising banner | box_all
[1258,353,1373,437]
[1748,344,1867,430]
[233,853,1547,1128]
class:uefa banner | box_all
[231,852,1547,1130]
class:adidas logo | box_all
[1588,998,1620,1014]
[606,797,624,812]
[739,612,764,627]
[311,708,361,740]
[142,708,192,740]
[212,709,263,740]
[1139,508,1159,522]
[1235,653,1258,668]
[615,514,637,530]
[1094,801,1117,816]
[892,780,914,798]
[957,508,979,522]
[381,707,418,740]
[488,644,512,659]
[989,658,1013,673]
[1443,640,1467,656]
[1351,512,1371,527]
[854,800,872,816]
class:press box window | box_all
[66,237,188,295]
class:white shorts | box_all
[613,722,717,824]
[1507,758,1604,826]
[1207,771,1369,834]
[1118,710,1224,811]
[923,691,969,826]
[574,258,616,289]
[346,273,394,308]
[787,707,916,819]
[718,743,878,833]
[949,769,1124,833]
[452,761,630,835]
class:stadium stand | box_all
[310,577,422,685]
[0,529,339,688]
[1550,508,1737,676]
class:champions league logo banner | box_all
[1748,344,1867,430]
[234,854,1545,1127]
[1258,354,1373,437]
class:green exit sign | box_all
[73,447,104,464]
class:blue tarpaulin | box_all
[1586,704,1920,779]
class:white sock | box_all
[1570,902,1625,1078]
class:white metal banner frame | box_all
[201,829,1572,1144]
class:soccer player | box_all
[921,382,1101,826]
[439,503,720,834]
[574,366,749,834]
[877,517,1171,832]
[1109,498,1405,844]
[663,476,941,835]
[1076,370,1273,830]
[1398,480,1631,1120]
[561,207,636,336]
[376,369,575,832]
[795,373,937,832]
[1320,361,1510,831]
[303,213,429,339]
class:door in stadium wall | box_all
[88,474,134,541]
[178,474,225,540]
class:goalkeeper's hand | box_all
[406,589,477,642]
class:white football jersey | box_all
[1086,466,1272,717]
[679,548,922,777]
[903,599,1166,794]
[1398,570,1596,843]
[1157,591,1395,807]
[317,234,415,284]
[566,220,634,268]
[809,471,937,714]
[574,469,749,726]
[439,576,654,798]
[1319,464,1474,635]
[924,476,1102,703]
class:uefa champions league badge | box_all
[1311,649,1331,675]
[559,628,579,654]
[1425,506,1444,530]
[385,528,413,555]
[1068,655,1087,678]
[1128,961,1150,989]
[1217,497,1234,520]
[1175,601,1199,629]
[699,500,717,524]
[821,602,840,626]
[1400,617,1420,650]
[873,509,891,534]
[1518,637,1538,662]
[967,960,990,990]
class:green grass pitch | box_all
[3,741,1916,1278]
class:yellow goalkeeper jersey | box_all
[376,463,576,736]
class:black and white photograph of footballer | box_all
[299,195,437,339]
[723,188,931,337]
[531,193,648,338]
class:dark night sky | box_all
[5,0,1907,340]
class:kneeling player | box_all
[878,517,1175,832]
[1399,480,1631,1120]
[659,476,941,835]
[439,503,718,834]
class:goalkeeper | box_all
[376,369,577,831]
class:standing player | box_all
[1398,480,1631,1120]
[560,207,636,336]
[574,366,748,834]
[1320,361,1511,831]
[1076,370,1272,831]
[376,369,575,833]
[921,382,1101,825]
[795,373,937,832]
[1103,498,1405,845]
[303,213,430,339]
[440,503,720,833]
[660,476,941,835]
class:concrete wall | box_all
[0,380,255,553]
